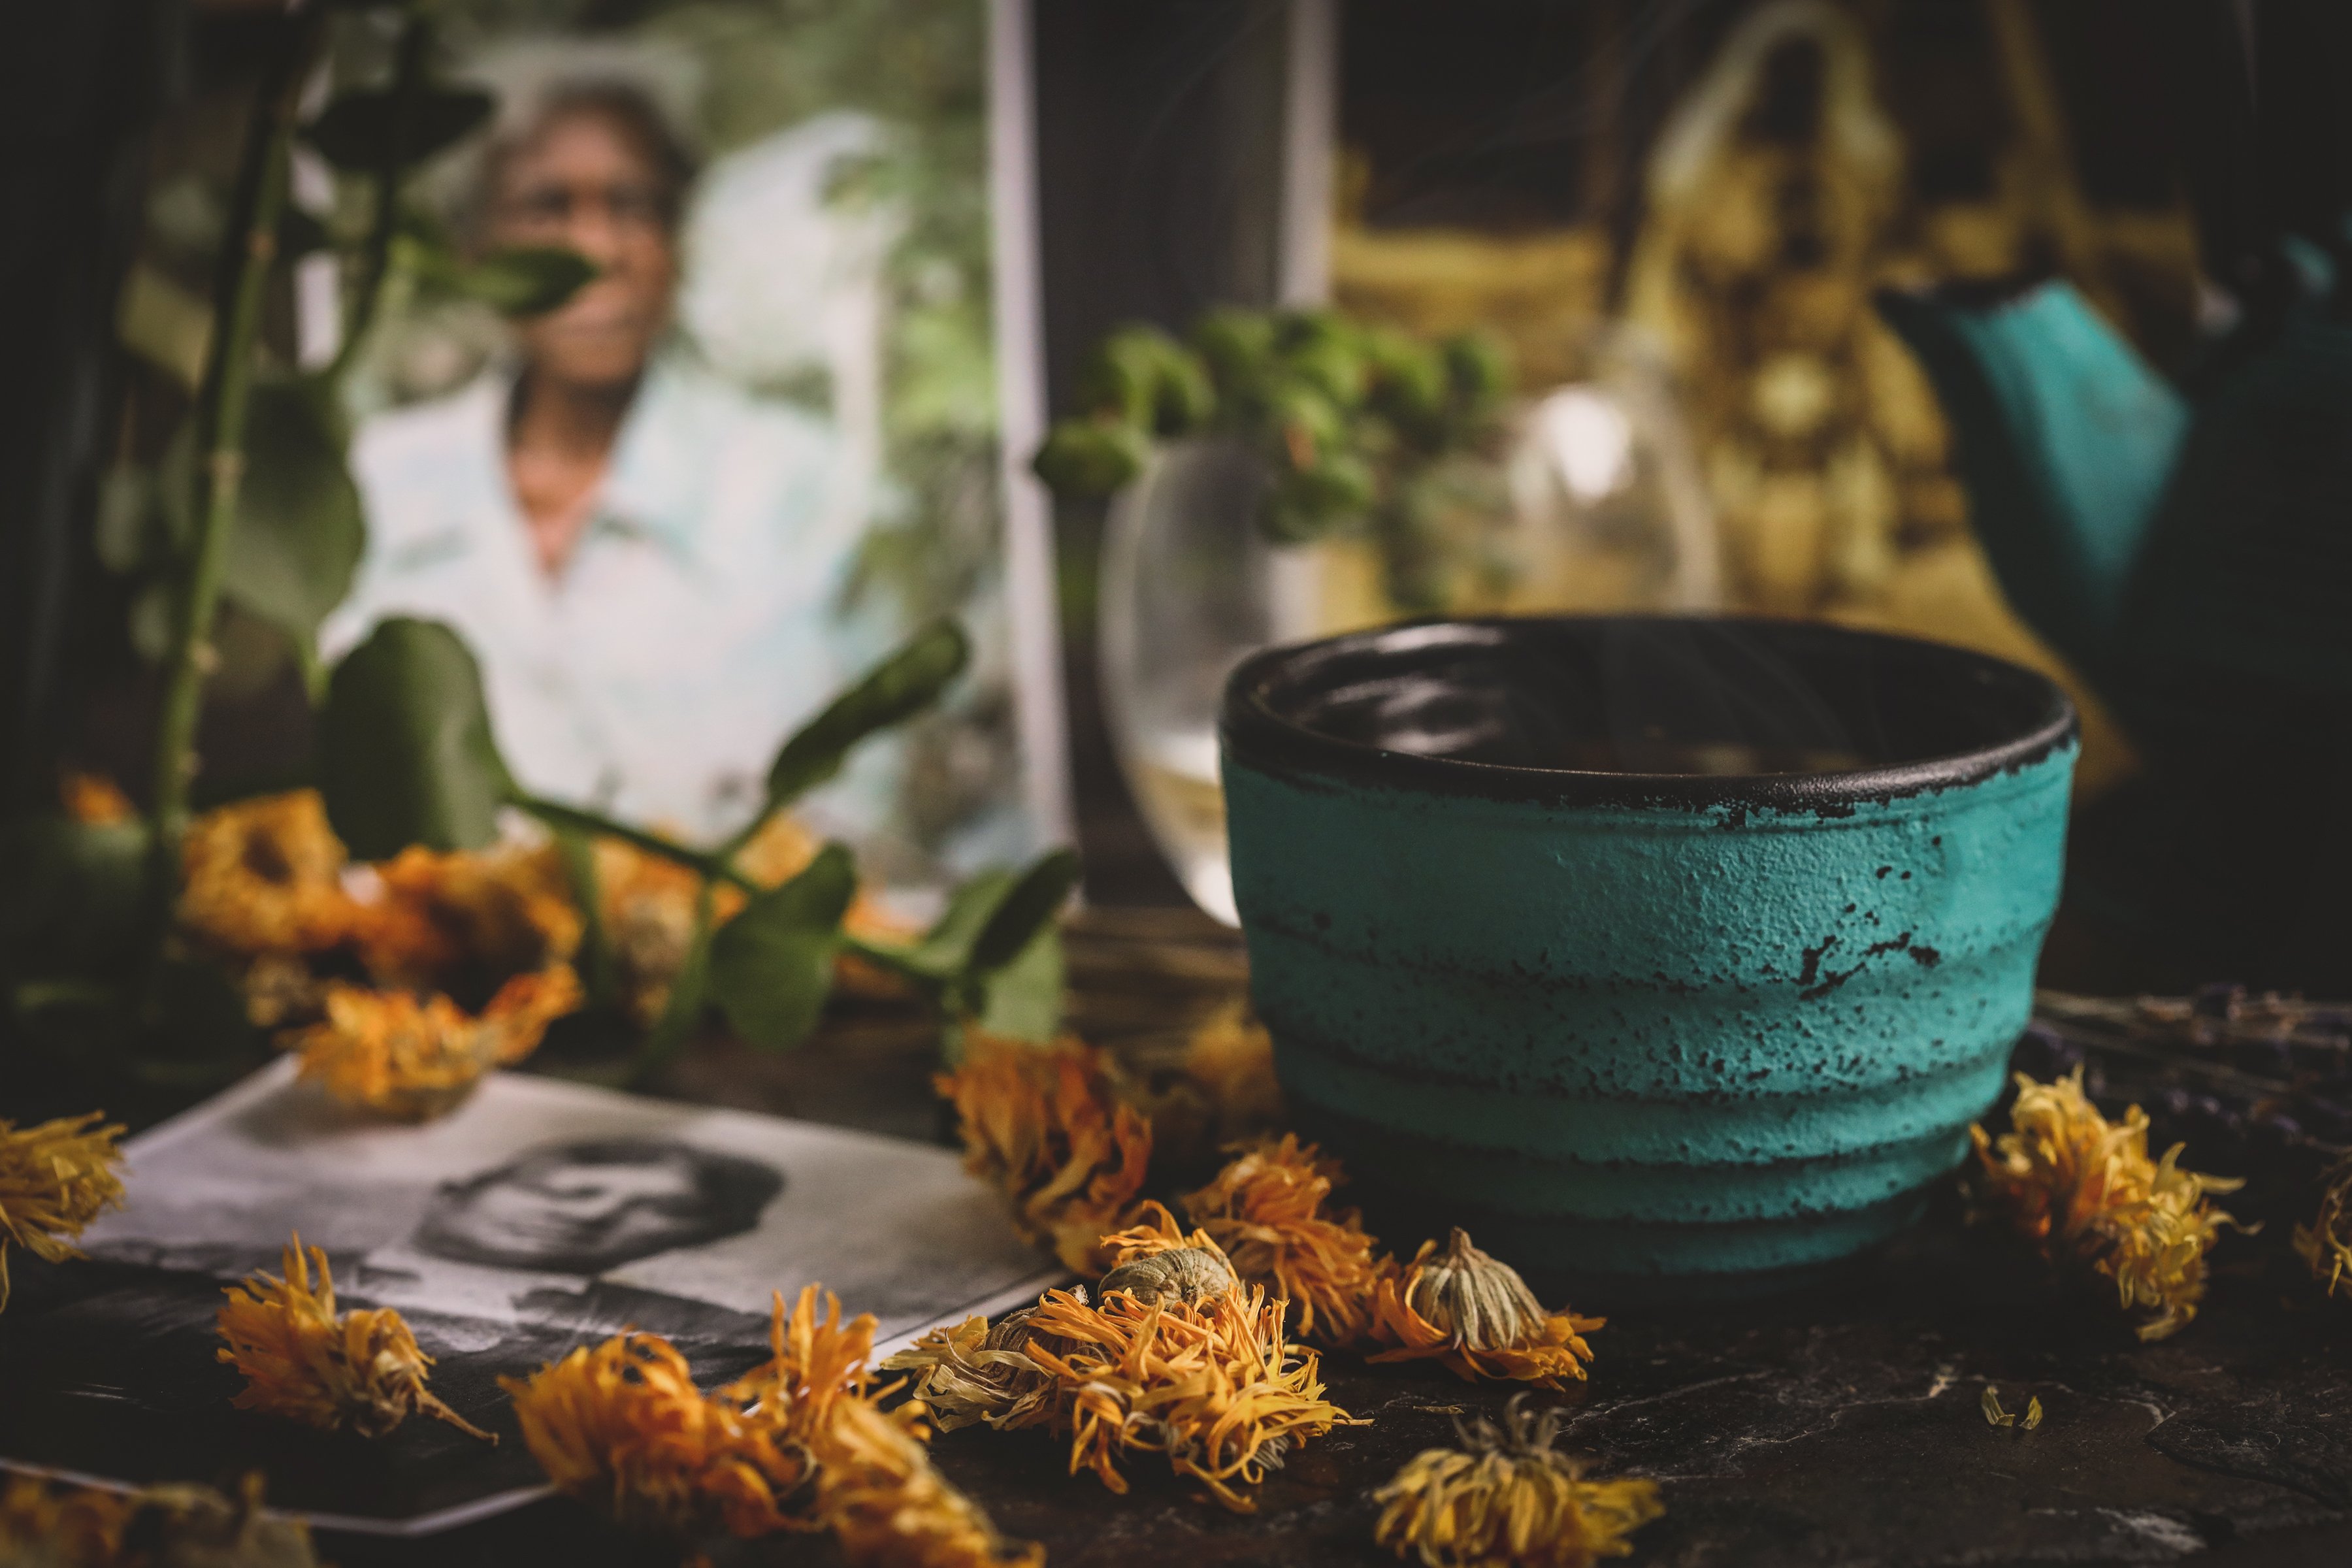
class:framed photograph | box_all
[307,0,1065,892]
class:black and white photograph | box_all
[0,1063,1058,1533]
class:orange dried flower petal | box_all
[0,1473,133,1565]
[59,771,134,826]
[1182,1001,1285,1139]
[179,790,355,956]
[1181,1135,1382,1345]
[937,1034,1152,1274]
[218,1235,491,1441]
[0,1474,322,1568]
[351,841,581,995]
[1970,1068,2243,1341]
[286,963,582,1119]
[0,1111,126,1311]
[1369,1230,1603,1389]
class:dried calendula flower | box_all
[1183,1000,1285,1140]
[350,841,582,995]
[504,1330,808,1537]
[1373,1394,1661,1568]
[1369,1230,1603,1388]
[0,1111,127,1311]
[1970,1068,2244,1341]
[937,1032,1153,1274]
[1095,1201,1241,1307]
[286,964,583,1118]
[725,1284,1042,1565]
[2293,1152,2352,1301]
[1021,1278,1350,1512]
[59,770,134,827]
[1181,1135,1382,1344]
[881,1304,1066,1433]
[0,1473,321,1568]
[179,791,356,956]
[218,1235,492,1441]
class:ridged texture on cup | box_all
[1224,744,2074,1284]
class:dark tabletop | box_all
[29,907,2352,1567]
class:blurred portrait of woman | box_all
[323,77,885,842]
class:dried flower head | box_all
[937,1033,1152,1274]
[1369,1230,1603,1388]
[1970,1068,2244,1341]
[0,1474,320,1568]
[1019,1277,1350,1512]
[804,1383,1043,1567]
[0,1112,126,1311]
[179,791,355,956]
[286,964,582,1118]
[881,1306,1066,1433]
[1181,1135,1382,1344]
[217,1235,492,1442]
[59,771,134,827]
[1373,1394,1662,1568]
[1183,1001,1285,1141]
[1094,1200,1240,1305]
[2293,1152,2352,1301]
[504,1329,811,1538]
[351,841,581,996]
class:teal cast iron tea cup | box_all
[1218,616,2077,1287]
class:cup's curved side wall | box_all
[1222,742,2076,1279]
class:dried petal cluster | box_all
[59,771,135,827]
[1970,1068,2243,1341]
[178,791,357,958]
[507,1284,1037,1565]
[216,1235,491,1441]
[1370,1230,1603,1388]
[0,1473,320,1568]
[1182,1002,1285,1141]
[2293,1153,2352,1301]
[936,1032,1153,1274]
[286,965,583,1119]
[0,1111,127,1311]
[890,1211,1350,1514]
[1373,1396,1661,1568]
[1181,1135,1382,1344]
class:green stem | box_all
[511,793,755,892]
[632,879,717,1085]
[146,9,323,912]
[326,13,429,385]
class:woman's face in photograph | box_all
[489,107,679,391]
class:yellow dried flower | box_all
[1183,1000,1285,1139]
[804,1385,1043,1567]
[1981,1386,2044,1430]
[0,1112,127,1311]
[1181,1135,1382,1345]
[504,1330,810,1537]
[881,1306,1066,1433]
[351,841,582,996]
[0,1473,320,1568]
[1970,1068,2244,1341]
[0,1473,131,1567]
[1021,1277,1350,1511]
[217,1235,492,1442]
[1369,1230,1603,1389]
[1373,1394,1661,1568]
[179,791,355,956]
[936,1032,1153,1274]
[286,963,581,1119]
[2293,1152,2352,1301]
[59,772,134,827]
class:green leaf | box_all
[1032,417,1150,497]
[305,86,494,173]
[966,847,1080,974]
[551,826,618,1011]
[764,620,968,808]
[0,815,148,976]
[891,866,1017,981]
[972,919,1065,1043]
[318,617,515,858]
[416,243,598,317]
[1080,325,1216,434]
[217,376,365,646]
[707,843,857,1051]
